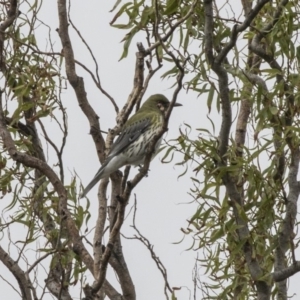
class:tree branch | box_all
[57,0,106,163]
[67,3,118,113]
[144,0,199,55]
[0,0,18,71]
[0,95,92,272]
[204,1,271,298]
[0,245,33,300]
[93,179,109,280]
[247,1,296,298]
[124,196,173,299]
[215,0,270,65]
[273,261,300,282]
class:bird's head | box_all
[142,94,182,113]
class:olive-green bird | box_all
[81,94,182,197]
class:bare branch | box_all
[273,261,300,282]
[57,0,106,163]
[0,245,33,300]
[26,251,56,274]
[115,43,146,128]
[125,196,173,299]
[67,2,118,113]
[89,41,153,300]
[91,197,127,294]
[93,179,109,280]
[37,119,64,182]
[0,273,22,297]
[0,0,18,71]
[204,0,231,160]
[215,0,270,65]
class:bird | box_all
[80,94,182,198]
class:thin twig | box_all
[124,196,173,299]
[67,1,118,113]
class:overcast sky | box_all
[1,1,300,299]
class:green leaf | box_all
[119,27,139,60]
[269,106,278,115]
[161,145,176,163]
[161,66,178,79]
[171,291,178,300]
[210,228,224,243]
[164,0,180,15]
[110,0,122,12]
[207,84,215,113]
[110,2,132,26]
[140,6,154,27]
[183,30,189,52]
[28,34,37,46]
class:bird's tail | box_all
[80,167,105,198]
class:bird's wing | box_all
[80,118,152,198]
[107,118,151,160]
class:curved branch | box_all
[67,3,118,113]
[0,245,33,300]
[93,179,109,280]
[215,0,270,65]
[57,0,106,163]
[91,196,127,294]
[204,1,271,298]
[125,196,173,298]
[247,2,297,298]
[91,32,185,296]
[0,96,93,272]
[273,261,300,282]
[204,0,231,160]
[0,0,18,71]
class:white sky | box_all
[0,1,300,299]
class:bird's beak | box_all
[173,102,182,107]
